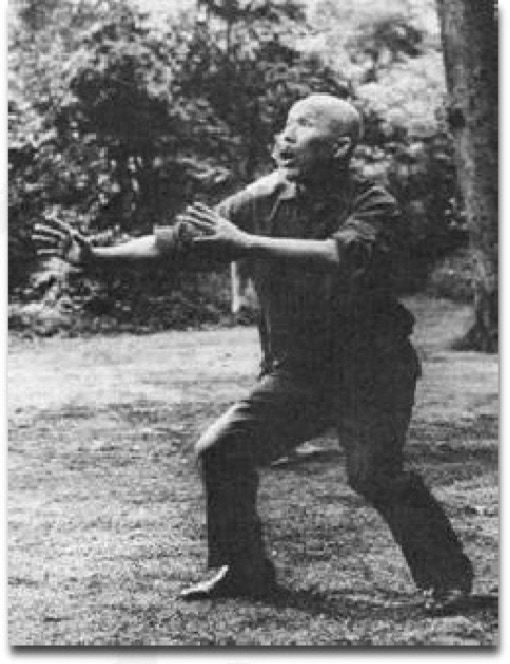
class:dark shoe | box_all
[423,587,471,615]
[422,554,474,615]
[179,562,277,601]
[423,569,473,615]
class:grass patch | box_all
[8,296,498,646]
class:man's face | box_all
[273,100,340,183]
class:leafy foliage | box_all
[178,0,350,181]
[8,0,354,333]
[8,0,468,334]
[308,0,467,290]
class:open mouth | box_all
[276,150,297,167]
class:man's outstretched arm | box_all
[33,218,181,268]
[180,203,340,273]
[240,235,340,271]
[88,236,162,264]
[33,205,342,273]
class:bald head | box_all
[291,95,361,144]
[275,94,360,183]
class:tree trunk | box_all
[435,0,498,352]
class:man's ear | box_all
[332,137,352,160]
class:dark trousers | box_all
[195,339,472,592]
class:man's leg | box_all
[181,371,332,599]
[338,340,473,610]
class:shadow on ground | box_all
[233,586,499,622]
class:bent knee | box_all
[195,428,220,459]
[347,459,400,500]
[194,406,239,457]
[194,414,255,470]
[348,470,378,499]
[348,466,426,505]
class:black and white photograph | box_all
[6,0,499,648]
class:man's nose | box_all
[280,125,296,144]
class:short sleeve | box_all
[154,221,194,258]
[215,188,255,232]
[332,184,400,284]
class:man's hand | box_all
[178,202,340,271]
[33,217,92,266]
[178,203,250,260]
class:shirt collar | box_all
[277,179,298,200]
[276,166,353,205]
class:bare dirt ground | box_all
[7,296,498,647]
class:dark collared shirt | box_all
[218,169,414,373]
[156,168,415,374]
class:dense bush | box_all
[351,120,467,292]
[8,0,468,335]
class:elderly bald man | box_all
[34,95,473,614]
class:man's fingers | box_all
[184,210,215,224]
[33,232,63,245]
[36,248,59,257]
[177,212,212,224]
[33,235,60,251]
[192,236,216,245]
[191,202,214,214]
[40,217,72,234]
[177,214,208,227]
[178,215,215,234]
[186,204,217,223]
[33,224,66,240]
